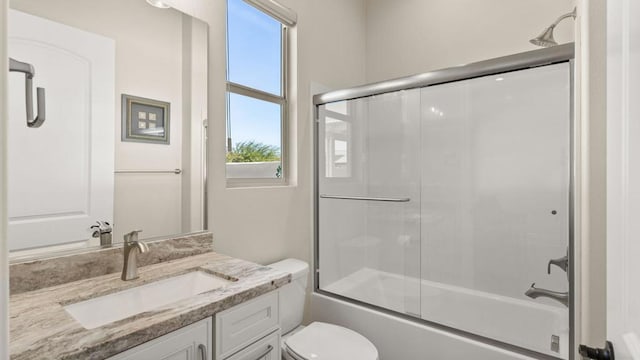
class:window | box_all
[226,0,289,184]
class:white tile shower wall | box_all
[419,63,571,305]
[364,90,422,296]
[318,90,423,308]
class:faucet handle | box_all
[124,229,143,243]
[547,254,569,274]
[91,221,112,232]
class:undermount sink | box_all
[64,271,231,329]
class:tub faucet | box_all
[547,248,569,280]
[122,230,149,281]
[525,283,568,307]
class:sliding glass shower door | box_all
[318,89,422,316]
[316,59,571,359]
[419,63,570,357]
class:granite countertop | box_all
[10,252,290,360]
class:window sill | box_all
[225,179,291,189]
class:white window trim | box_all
[242,0,297,26]
[226,23,289,187]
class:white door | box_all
[7,10,115,251]
[606,1,640,359]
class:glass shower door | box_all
[419,62,571,358]
[317,89,421,316]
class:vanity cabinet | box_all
[108,317,212,360]
[224,331,279,360]
[215,291,280,360]
[106,291,280,360]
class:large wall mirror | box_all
[8,0,208,257]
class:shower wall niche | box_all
[316,57,572,359]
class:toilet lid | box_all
[285,322,378,360]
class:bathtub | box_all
[314,268,568,359]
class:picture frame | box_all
[121,94,170,145]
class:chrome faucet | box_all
[122,230,149,281]
[525,283,569,307]
[91,221,113,246]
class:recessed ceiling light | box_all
[496,77,504,82]
[146,0,171,9]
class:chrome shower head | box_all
[530,7,576,48]
[530,26,558,48]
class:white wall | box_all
[576,0,607,350]
[111,1,184,242]
[607,1,640,358]
[0,0,8,356]
[365,0,576,82]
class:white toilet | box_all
[268,258,379,360]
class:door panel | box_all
[7,10,114,250]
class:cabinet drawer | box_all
[108,317,212,360]
[225,330,280,360]
[216,291,279,359]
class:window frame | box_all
[225,12,289,187]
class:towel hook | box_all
[9,57,46,128]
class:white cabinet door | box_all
[108,317,212,360]
[7,10,114,250]
[215,292,279,359]
[224,330,279,360]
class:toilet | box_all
[268,258,379,360]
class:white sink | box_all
[64,271,231,329]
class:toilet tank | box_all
[268,258,309,334]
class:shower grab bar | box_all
[320,194,410,202]
[9,58,46,128]
[115,169,182,175]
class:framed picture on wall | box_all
[121,94,170,144]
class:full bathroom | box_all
[0,1,637,360]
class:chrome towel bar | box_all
[319,194,410,202]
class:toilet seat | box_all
[283,322,378,360]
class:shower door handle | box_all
[9,57,46,128]
[319,194,411,202]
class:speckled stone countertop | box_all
[10,252,290,360]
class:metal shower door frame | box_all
[313,44,576,360]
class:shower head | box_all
[530,7,576,48]
[530,27,558,48]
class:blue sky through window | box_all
[227,0,282,151]
[229,93,281,150]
